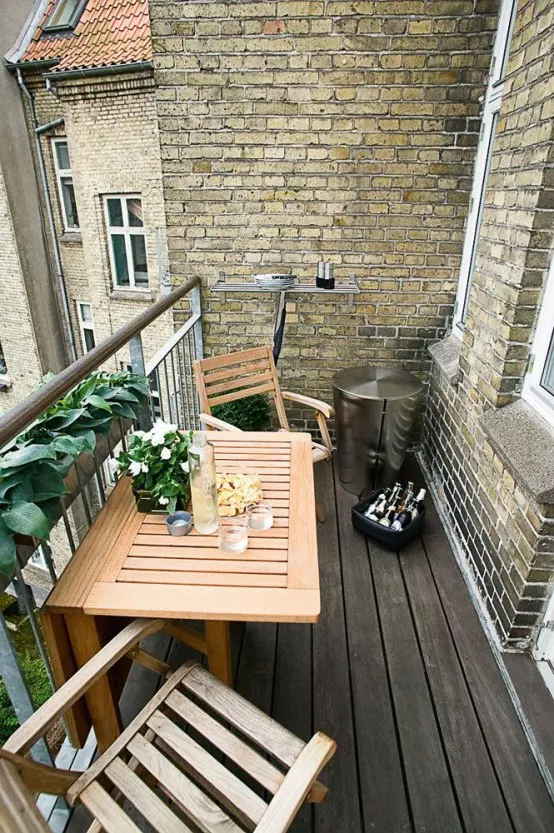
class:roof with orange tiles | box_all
[15,0,151,72]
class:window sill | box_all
[481,400,554,505]
[61,231,82,244]
[428,333,461,386]
[110,289,157,303]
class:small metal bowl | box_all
[166,511,192,536]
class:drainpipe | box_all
[16,68,77,363]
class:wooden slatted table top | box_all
[46,433,320,623]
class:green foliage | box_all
[212,394,271,431]
[0,371,149,581]
[117,421,192,515]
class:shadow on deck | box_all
[70,456,554,833]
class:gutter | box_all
[43,61,153,82]
[16,68,77,363]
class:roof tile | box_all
[20,0,151,71]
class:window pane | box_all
[540,330,554,397]
[111,234,129,285]
[127,198,143,227]
[55,141,70,170]
[47,0,81,28]
[131,234,148,286]
[61,178,79,228]
[79,303,93,323]
[83,328,96,353]
[107,198,124,227]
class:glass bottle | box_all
[364,487,390,518]
[188,431,219,534]
[366,491,389,521]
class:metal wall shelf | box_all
[212,281,360,294]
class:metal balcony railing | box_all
[0,278,202,830]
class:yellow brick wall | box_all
[150,0,498,427]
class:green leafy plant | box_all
[212,394,271,431]
[0,371,149,581]
[117,421,192,514]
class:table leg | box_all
[65,613,122,753]
[41,612,91,748]
[205,621,232,686]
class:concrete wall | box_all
[149,0,497,431]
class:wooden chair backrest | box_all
[0,759,50,832]
[194,345,290,430]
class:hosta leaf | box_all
[104,388,139,403]
[3,501,51,539]
[85,395,112,413]
[0,518,16,579]
[72,429,96,452]
[11,482,34,504]
[110,402,136,419]
[42,408,86,430]
[38,497,64,524]
[0,444,56,469]
[0,474,25,499]
[51,435,90,456]
[31,465,67,501]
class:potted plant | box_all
[117,420,192,514]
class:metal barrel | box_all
[332,366,423,495]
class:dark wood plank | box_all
[503,652,554,783]
[334,476,411,833]
[272,622,313,833]
[369,538,463,833]
[312,462,362,833]
[400,537,514,833]
[421,490,554,833]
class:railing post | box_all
[0,610,52,765]
[190,282,204,360]
[129,334,153,431]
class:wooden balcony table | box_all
[42,432,320,752]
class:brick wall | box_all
[24,71,175,374]
[0,164,43,409]
[150,0,497,427]
[423,0,554,647]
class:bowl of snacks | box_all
[217,473,263,517]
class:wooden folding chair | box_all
[0,619,336,833]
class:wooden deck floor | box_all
[70,456,554,833]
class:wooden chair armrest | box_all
[200,413,243,432]
[281,392,335,420]
[255,733,336,833]
[3,619,164,756]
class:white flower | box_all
[141,462,149,473]
[158,496,169,505]
[180,461,189,473]
[133,430,146,439]
[160,447,171,461]
[129,460,142,477]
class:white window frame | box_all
[522,253,554,427]
[52,138,79,232]
[103,194,149,291]
[453,0,518,338]
[77,301,96,354]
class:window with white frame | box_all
[104,195,149,290]
[52,139,80,231]
[77,302,96,353]
[453,0,518,335]
[522,253,554,427]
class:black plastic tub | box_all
[351,489,425,550]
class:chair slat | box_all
[127,732,243,833]
[209,382,276,407]
[198,346,270,371]
[204,360,272,385]
[79,781,142,833]
[206,371,274,397]
[146,709,268,827]
[165,690,285,795]
[182,664,305,768]
[105,757,193,833]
